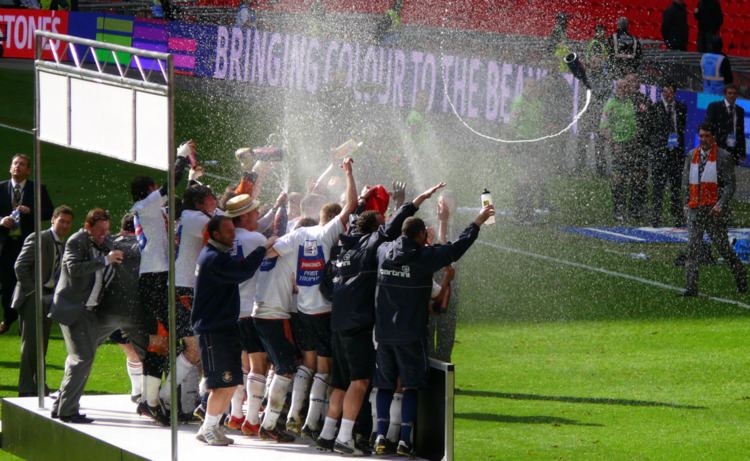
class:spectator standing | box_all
[0,154,54,334]
[701,36,733,95]
[608,17,643,79]
[682,123,746,296]
[662,0,689,51]
[705,84,746,164]
[13,205,73,396]
[650,82,687,227]
[601,79,637,221]
[695,0,723,53]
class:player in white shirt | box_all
[130,140,194,425]
[273,158,357,439]
[159,184,218,409]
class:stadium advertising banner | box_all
[0,9,68,59]
[4,9,748,161]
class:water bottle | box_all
[480,188,495,225]
[252,146,284,162]
[332,139,363,159]
[10,208,21,227]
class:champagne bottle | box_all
[481,188,495,225]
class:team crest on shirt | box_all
[222,371,233,383]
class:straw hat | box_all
[224,194,260,218]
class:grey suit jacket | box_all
[682,146,736,210]
[11,228,59,312]
[49,229,111,326]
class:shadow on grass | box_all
[457,389,706,410]
[0,361,63,370]
[455,412,603,427]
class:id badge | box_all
[667,133,678,149]
[727,133,737,148]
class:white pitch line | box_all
[582,227,647,242]
[477,240,750,310]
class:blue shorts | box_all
[253,318,298,375]
[374,339,429,390]
[199,328,243,389]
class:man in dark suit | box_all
[49,208,124,423]
[705,84,746,164]
[13,205,74,396]
[0,154,55,334]
[650,82,688,227]
[681,123,747,297]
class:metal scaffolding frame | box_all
[33,29,180,461]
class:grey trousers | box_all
[685,207,747,292]
[17,296,52,395]
[54,309,148,417]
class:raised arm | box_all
[337,157,357,226]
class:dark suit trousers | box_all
[685,207,747,292]
[18,297,52,395]
[651,148,685,227]
[54,309,149,417]
[1,237,23,325]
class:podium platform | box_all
[1,395,416,461]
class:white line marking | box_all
[477,240,750,310]
[582,227,647,242]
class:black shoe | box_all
[178,412,198,423]
[334,438,367,456]
[50,408,58,419]
[137,401,170,426]
[259,426,295,443]
[316,436,335,452]
[301,424,320,441]
[355,433,372,455]
[130,393,141,404]
[396,440,416,458]
[374,435,397,455]
[680,289,698,297]
[737,279,748,294]
[0,321,9,335]
[60,413,94,424]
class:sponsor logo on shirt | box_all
[297,240,325,286]
[379,265,411,278]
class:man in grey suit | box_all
[13,205,74,396]
[49,208,124,423]
[682,123,747,297]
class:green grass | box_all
[2,65,750,460]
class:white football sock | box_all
[320,416,338,440]
[261,374,291,430]
[126,360,143,397]
[159,354,196,404]
[246,373,266,425]
[304,373,329,430]
[369,388,378,435]
[288,365,313,421]
[230,375,246,419]
[387,392,403,443]
[336,418,355,444]
[143,375,162,407]
[204,413,220,429]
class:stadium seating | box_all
[175,0,750,57]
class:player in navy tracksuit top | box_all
[372,204,495,456]
[191,215,271,446]
[318,183,449,455]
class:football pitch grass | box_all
[2,65,750,459]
